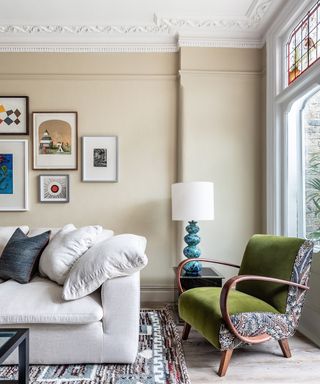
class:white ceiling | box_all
[0,0,289,52]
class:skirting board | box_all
[299,304,320,348]
[298,326,320,348]
[141,286,175,303]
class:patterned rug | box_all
[0,307,190,384]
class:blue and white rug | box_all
[0,308,190,384]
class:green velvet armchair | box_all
[177,234,314,377]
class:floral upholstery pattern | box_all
[219,240,314,351]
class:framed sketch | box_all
[39,174,70,203]
[82,136,118,182]
[33,112,78,170]
[0,140,28,211]
[0,96,29,135]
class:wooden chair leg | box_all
[182,322,191,340]
[218,349,233,377]
[278,339,291,358]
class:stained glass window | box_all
[287,1,320,85]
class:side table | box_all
[0,329,29,384]
[176,266,224,291]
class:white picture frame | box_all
[0,139,28,211]
[82,136,118,182]
[33,111,78,170]
[39,174,70,203]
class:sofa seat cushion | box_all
[0,276,103,324]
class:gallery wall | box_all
[0,48,264,299]
[0,53,179,294]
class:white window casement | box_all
[266,0,320,347]
[266,0,320,243]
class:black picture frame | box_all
[0,96,29,135]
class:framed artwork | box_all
[0,96,29,135]
[0,140,28,211]
[33,112,78,170]
[39,175,70,203]
[82,136,118,182]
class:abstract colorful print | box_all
[0,154,13,194]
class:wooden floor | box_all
[143,303,320,383]
[180,327,320,384]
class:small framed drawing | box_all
[82,136,118,182]
[0,96,29,135]
[0,140,28,211]
[33,112,78,170]
[39,175,70,203]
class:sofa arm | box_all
[100,272,140,363]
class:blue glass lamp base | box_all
[183,220,202,276]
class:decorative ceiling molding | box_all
[156,0,272,31]
[0,42,178,53]
[0,1,272,36]
[178,36,264,49]
[0,23,170,35]
[0,0,274,52]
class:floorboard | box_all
[181,328,320,383]
[142,303,320,383]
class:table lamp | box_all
[172,181,214,275]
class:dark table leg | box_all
[18,334,29,384]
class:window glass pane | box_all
[296,27,302,45]
[310,11,317,31]
[302,53,308,70]
[289,35,296,53]
[310,28,317,47]
[287,1,320,84]
[288,51,294,67]
[304,90,320,247]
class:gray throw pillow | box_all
[0,228,50,284]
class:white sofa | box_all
[0,227,141,365]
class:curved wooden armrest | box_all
[220,274,310,344]
[176,258,240,294]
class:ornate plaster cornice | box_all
[156,0,272,32]
[178,36,264,49]
[0,23,170,35]
[0,0,273,52]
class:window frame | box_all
[266,0,320,236]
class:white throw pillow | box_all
[29,228,113,242]
[28,227,61,240]
[63,234,148,300]
[39,224,103,285]
[0,226,29,256]
[95,229,114,243]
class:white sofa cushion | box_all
[0,226,29,256]
[0,276,103,324]
[63,234,148,300]
[28,227,61,240]
[39,224,103,285]
[96,229,114,243]
[29,228,114,242]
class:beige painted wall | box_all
[0,53,178,289]
[178,47,263,279]
[0,48,264,297]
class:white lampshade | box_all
[171,182,214,221]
